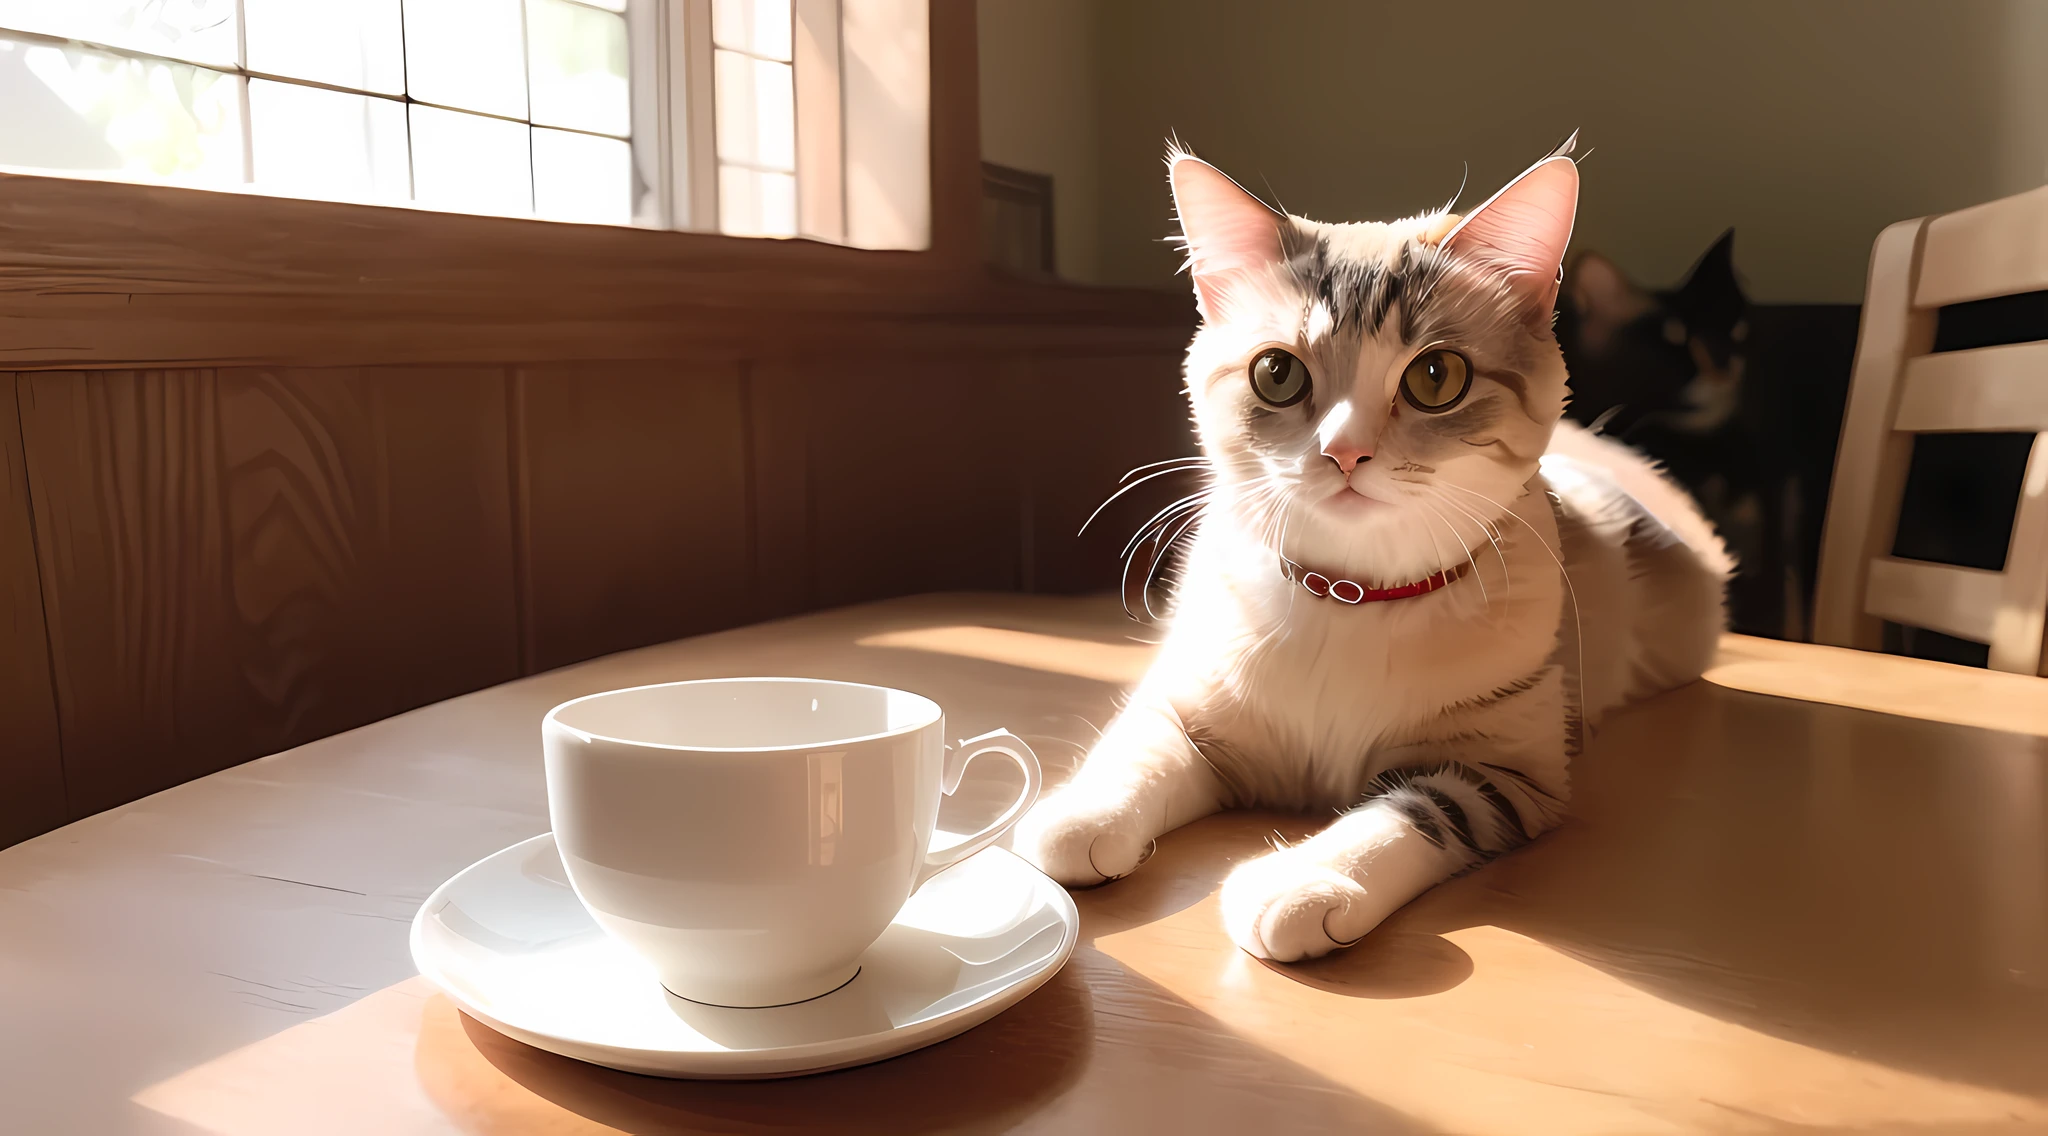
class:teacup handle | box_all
[915,729,1043,889]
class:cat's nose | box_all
[1321,440,1373,472]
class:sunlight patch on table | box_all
[858,625,1155,684]
[133,978,470,1135]
[1706,633,2048,738]
[1096,904,2048,1135]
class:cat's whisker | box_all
[1437,482,1587,691]
[1120,492,1210,561]
[1081,466,1212,538]
[1422,500,1491,611]
[1135,503,1211,620]
[1424,482,1507,545]
[1409,499,1477,618]
[1119,455,1208,485]
[1422,486,1513,611]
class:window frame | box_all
[0,0,647,220]
[0,3,1186,374]
[0,0,904,241]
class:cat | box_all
[1556,233,1859,641]
[1013,138,1731,962]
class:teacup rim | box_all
[542,675,943,754]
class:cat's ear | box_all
[1445,141,1580,315]
[1169,151,1286,320]
[1566,252,1652,354]
[1676,228,1745,304]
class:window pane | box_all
[525,0,628,137]
[402,0,526,119]
[712,49,793,172]
[0,0,238,67]
[719,165,795,238]
[0,37,242,184]
[534,127,629,225]
[408,105,530,216]
[249,80,407,202]
[711,0,790,61]
[244,0,404,96]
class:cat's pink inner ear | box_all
[1170,157,1284,318]
[1445,156,1580,313]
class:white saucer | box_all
[410,834,1079,1079]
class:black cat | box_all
[1556,232,1859,640]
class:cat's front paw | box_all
[1219,851,1377,962]
[1012,787,1151,888]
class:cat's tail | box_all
[1542,418,1736,581]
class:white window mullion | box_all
[676,0,719,231]
[792,0,842,244]
[625,0,669,227]
[235,0,253,183]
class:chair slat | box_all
[1989,434,2048,675]
[1916,182,2048,308]
[1863,557,2003,644]
[1815,219,1934,650]
[1894,343,2048,432]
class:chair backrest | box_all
[1814,185,2048,675]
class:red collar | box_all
[1279,557,1470,604]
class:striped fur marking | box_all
[1364,763,1537,864]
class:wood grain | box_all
[22,602,2048,1135]
[0,173,1193,371]
[17,368,519,817]
[0,374,64,846]
[514,363,754,672]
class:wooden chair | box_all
[1815,185,2048,674]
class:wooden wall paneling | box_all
[746,360,816,622]
[514,362,754,673]
[805,351,1026,608]
[1020,351,1199,596]
[17,367,519,820]
[0,374,65,846]
[0,171,1193,372]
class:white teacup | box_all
[542,677,1042,1008]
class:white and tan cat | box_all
[1013,139,1730,962]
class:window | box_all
[0,0,926,246]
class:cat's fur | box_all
[1013,141,1730,961]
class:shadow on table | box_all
[1237,680,2048,1104]
[434,970,1091,1135]
[414,944,1435,1134]
[1262,927,1476,999]
[1064,809,1479,1001]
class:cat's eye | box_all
[1399,348,1471,412]
[1248,348,1311,407]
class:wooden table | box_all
[4,595,2046,1135]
